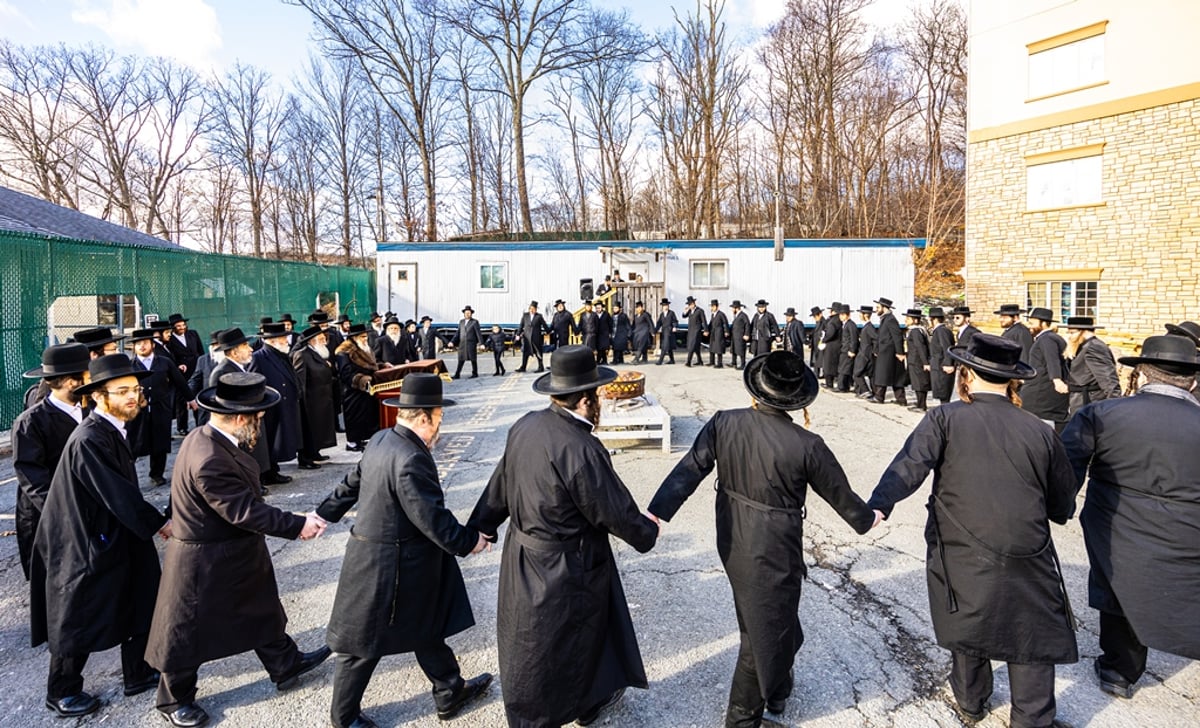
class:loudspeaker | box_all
[579,278,593,301]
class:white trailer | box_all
[375,238,923,326]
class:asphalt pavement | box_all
[0,353,1197,727]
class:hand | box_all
[871,510,886,529]
[158,520,173,541]
[178,364,187,373]
[644,511,662,536]
[848,351,855,357]
[818,343,826,350]
[188,400,199,411]
[1054,379,1069,394]
[299,513,327,540]
[470,532,492,555]
[897,354,906,361]
[923,365,930,371]
[942,365,955,374]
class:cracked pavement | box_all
[0,355,1197,727]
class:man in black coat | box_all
[578,300,599,356]
[146,372,330,728]
[74,326,125,359]
[310,310,344,432]
[631,301,654,364]
[293,326,338,466]
[611,301,631,365]
[952,306,981,350]
[253,322,304,474]
[373,317,408,366]
[127,328,189,486]
[707,299,728,368]
[1022,308,1070,430]
[683,296,707,366]
[997,304,1035,360]
[807,307,824,371]
[550,298,577,349]
[818,303,842,387]
[1064,317,1122,416]
[904,308,932,411]
[836,305,857,392]
[336,324,381,451]
[750,300,779,356]
[928,307,956,404]
[32,355,167,719]
[210,328,279,486]
[730,300,750,370]
[872,298,907,405]
[318,375,492,727]
[655,298,679,365]
[166,313,204,435]
[187,331,222,428]
[780,308,805,358]
[418,315,439,360]
[516,300,549,372]
[868,335,1077,728]
[853,306,876,397]
[12,344,90,581]
[650,351,876,727]
[594,301,613,365]
[1062,335,1200,700]
[450,306,483,379]
[468,347,659,727]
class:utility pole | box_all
[773,178,784,261]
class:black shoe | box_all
[340,715,380,728]
[336,425,345,433]
[176,428,189,437]
[452,374,460,380]
[907,405,927,413]
[45,693,100,718]
[766,697,786,715]
[313,454,331,462]
[275,645,332,690]
[514,367,527,372]
[298,462,320,470]
[150,475,167,486]
[1094,659,1134,699]
[346,442,364,452]
[953,701,988,723]
[260,485,270,496]
[262,472,292,485]
[161,703,209,727]
[536,366,545,372]
[124,671,161,696]
[437,673,493,720]
[469,373,478,379]
[576,687,624,726]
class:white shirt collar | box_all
[562,405,596,432]
[139,353,154,367]
[47,393,84,424]
[94,407,127,439]
[208,421,241,447]
[173,332,187,343]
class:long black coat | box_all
[928,324,956,401]
[451,318,483,363]
[631,311,654,352]
[1003,322,1035,361]
[854,323,876,378]
[520,311,548,355]
[781,319,805,357]
[906,326,931,392]
[656,309,679,353]
[551,309,577,348]
[373,335,408,366]
[146,426,305,671]
[750,311,779,355]
[32,414,166,652]
[252,345,302,464]
[419,324,438,360]
[596,311,613,352]
[819,317,841,375]
[12,398,81,579]
[874,312,906,387]
[578,311,599,351]
[685,307,707,353]
[730,311,750,357]
[292,345,338,453]
[1067,336,1121,414]
[468,406,658,727]
[129,353,187,457]
[336,339,380,443]
[1022,330,1069,423]
[956,323,981,350]
[650,407,874,700]
[167,330,204,378]
[838,319,858,377]
[318,425,478,658]
[708,310,729,355]
[868,394,1078,664]
[611,312,631,353]
[189,352,216,426]
[1062,387,1200,659]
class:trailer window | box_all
[478,262,508,292]
[691,260,728,289]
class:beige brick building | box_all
[967,1,1200,348]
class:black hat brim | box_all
[74,367,154,395]
[195,384,282,414]
[382,396,457,408]
[531,366,618,396]
[23,361,90,379]
[947,346,1036,380]
[214,335,251,352]
[742,353,819,411]
[1117,354,1200,372]
[1164,323,1200,345]
[295,329,325,346]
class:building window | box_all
[1025,280,1098,320]
[96,294,139,330]
[478,262,507,291]
[1027,22,1106,100]
[690,260,728,289]
[1026,144,1104,211]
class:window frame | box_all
[1026,21,1108,102]
[477,261,509,293]
[1024,276,1100,321]
[689,259,729,290]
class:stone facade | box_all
[966,97,1200,350]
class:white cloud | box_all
[0,0,32,29]
[71,0,223,70]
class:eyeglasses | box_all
[103,386,144,397]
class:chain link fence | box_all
[1,230,375,430]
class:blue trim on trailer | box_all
[378,237,926,252]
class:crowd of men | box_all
[8,293,1199,728]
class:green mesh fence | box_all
[1,230,375,430]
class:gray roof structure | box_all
[0,184,180,249]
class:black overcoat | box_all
[596,311,613,352]
[31,414,165,652]
[468,406,658,727]
[1003,322,1035,360]
[611,312,631,353]
[12,399,81,579]
[146,426,305,671]
[928,324,955,401]
[1067,336,1121,414]
[867,394,1078,664]
[451,318,483,363]
[686,307,707,353]
[730,311,750,357]
[819,317,840,375]
[782,319,805,357]
[956,324,981,350]
[520,312,548,355]
[1062,386,1200,659]
[708,310,729,355]
[853,323,876,378]
[579,311,599,351]
[1022,330,1069,423]
[650,407,874,701]
[631,311,654,352]
[374,335,408,366]
[750,312,779,355]
[189,352,216,426]
[318,425,478,658]
[906,326,931,392]
[129,353,187,457]
[551,310,577,348]
[656,309,679,353]
[252,345,302,464]
[336,339,380,443]
[874,312,906,387]
[292,345,338,452]
[419,325,438,359]
[838,319,858,377]
[167,330,204,377]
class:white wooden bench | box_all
[594,392,671,453]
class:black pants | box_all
[148,450,168,480]
[949,652,1056,728]
[725,627,795,728]
[710,350,724,367]
[837,374,853,392]
[731,345,746,369]
[492,351,505,375]
[855,374,871,394]
[873,385,908,405]
[454,351,477,377]
[634,343,648,363]
[48,632,155,700]
[330,642,462,727]
[613,345,626,365]
[519,345,543,371]
[156,634,300,713]
[656,344,675,365]
[596,347,608,365]
[1098,610,1148,684]
[686,344,702,366]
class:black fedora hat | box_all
[529,300,539,308]
[197,371,282,414]
[259,316,274,326]
[280,313,296,323]
[951,305,973,317]
[383,317,402,329]
[167,313,188,325]
[810,306,822,317]
[928,307,946,319]
[383,372,457,408]
[308,310,331,324]
[839,304,853,315]
[634,301,645,308]
[24,343,90,379]
[75,353,154,395]
[743,350,819,411]
[659,298,670,306]
[260,321,289,338]
[462,305,474,314]
[554,299,567,306]
[213,327,251,352]
[859,305,874,314]
[685,295,697,304]
[903,308,924,320]
[532,345,617,396]
[993,304,1024,316]
[1164,321,1200,345]
[150,320,171,331]
[1064,316,1102,330]
[1027,307,1056,323]
[948,333,1035,380]
[126,328,158,343]
[731,300,743,308]
[74,327,126,349]
[295,325,325,345]
[1119,335,1200,372]
[420,315,433,323]
[710,299,720,307]
[873,297,894,308]
[369,311,382,322]
[755,299,769,307]
[335,314,351,324]
[347,323,370,337]
[783,307,798,317]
